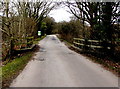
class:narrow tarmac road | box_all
[10,35,118,87]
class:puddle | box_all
[52,37,56,40]
[59,46,63,47]
[40,50,46,52]
[39,58,45,61]
[33,57,46,61]
[68,52,74,55]
[39,47,46,52]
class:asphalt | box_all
[10,35,118,87]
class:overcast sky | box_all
[49,6,73,22]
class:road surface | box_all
[10,35,118,87]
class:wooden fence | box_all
[73,38,120,51]
[13,36,34,50]
[2,37,34,60]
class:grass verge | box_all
[2,51,33,88]
[57,35,120,77]
[33,35,46,44]
[1,35,46,88]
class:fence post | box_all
[83,39,88,52]
[10,38,14,58]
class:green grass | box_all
[58,35,119,76]
[33,35,46,44]
[58,37,73,46]
[63,39,72,46]
[2,52,33,82]
[1,35,46,87]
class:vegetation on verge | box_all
[1,35,46,88]
[1,1,60,61]
[1,1,120,87]
[57,2,119,67]
[58,35,120,76]
[2,52,33,87]
[33,35,46,44]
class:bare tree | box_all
[1,0,60,60]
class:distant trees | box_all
[43,17,56,35]
[65,2,100,39]
[1,0,119,60]
[65,1,119,38]
[13,1,58,38]
[64,1,120,54]
[1,0,59,61]
[57,18,85,43]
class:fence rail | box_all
[2,36,34,60]
[73,38,120,50]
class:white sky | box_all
[49,6,73,22]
